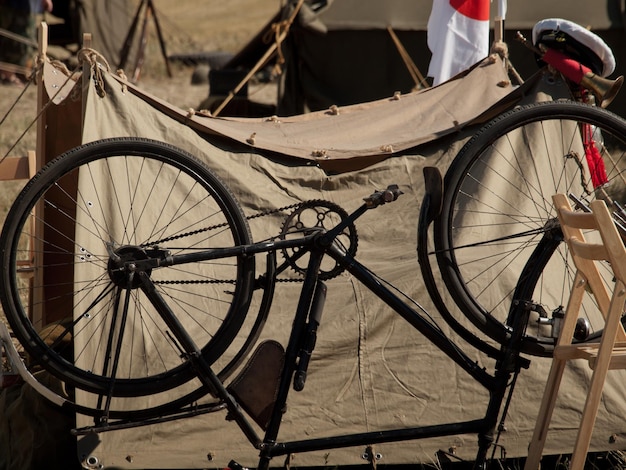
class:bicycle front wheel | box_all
[0,138,256,402]
[435,101,626,356]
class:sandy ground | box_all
[1,0,279,143]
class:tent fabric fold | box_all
[93,55,518,173]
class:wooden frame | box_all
[525,194,626,470]
[1,22,86,328]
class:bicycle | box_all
[0,137,539,469]
[2,30,626,470]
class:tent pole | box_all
[494,16,504,44]
[387,26,429,90]
[132,3,151,81]
[119,0,172,81]
[118,0,145,70]
[147,0,172,77]
[212,42,278,117]
[212,0,305,117]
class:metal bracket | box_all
[361,445,382,469]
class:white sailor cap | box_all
[532,18,616,77]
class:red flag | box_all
[427,0,491,85]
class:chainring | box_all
[279,200,358,280]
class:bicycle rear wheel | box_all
[435,101,626,356]
[0,138,256,409]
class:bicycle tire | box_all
[434,101,626,356]
[0,138,256,408]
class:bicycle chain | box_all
[143,202,304,248]
[151,201,318,285]
[156,277,304,285]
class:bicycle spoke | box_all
[435,102,626,356]
[0,138,255,417]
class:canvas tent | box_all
[274,0,433,115]
[3,41,626,469]
[222,0,626,117]
[47,0,132,67]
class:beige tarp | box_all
[108,54,517,171]
[39,55,626,469]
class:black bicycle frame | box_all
[129,182,533,470]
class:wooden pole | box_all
[148,0,172,77]
[118,0,145,70]
[32,21,48,328]
[387,26,429,89]
[494,17,504,44]
[212,0,305,117]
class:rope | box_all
[78,48,111,98]
[490,39,525,86]
[0,53,83,162]
[490,40,508,58]
[77,48,111,73]
[49,59,71,77]
[264,20,289,76]
[115,69,128,93]
[0,62,41,161]
[263,0,305,76]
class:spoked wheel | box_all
[435,101,626,356]
[0,138,256,417]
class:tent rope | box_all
[264,20,290,75]
[78,47,111,98]
[491,39,524,86]
[0,56,81,161]
[263,0,304,76]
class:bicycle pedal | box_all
[227,340,285,430]
[224,460,249,470]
